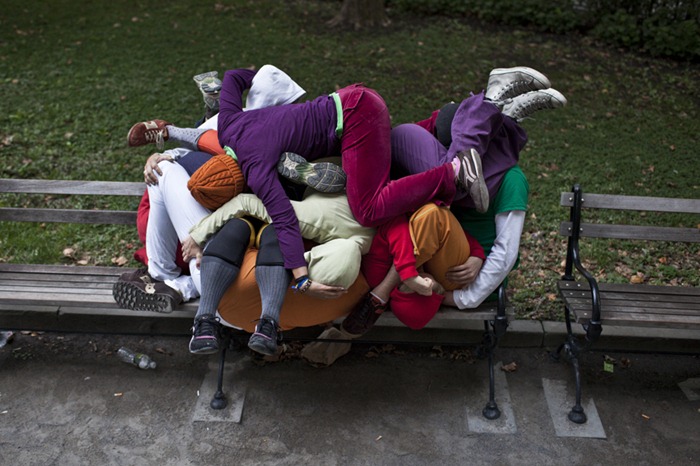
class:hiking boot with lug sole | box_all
[455,148,489,214]
[502,88,567,122]
[484,67,551,102]
[277,152,347,193]
[341,293,387,336]
[127,119,171,150]
[112,268,182,313]
[247,317,280,356]
[189,315,221,355]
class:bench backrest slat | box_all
[559,222,700,242]
[0,179,145,196]
[560,192,700,214]
[0,207,137,225]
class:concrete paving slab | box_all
[678,377,700,401]
[192,359,246,423]
[466,361,517,434]
[542,378,606,439]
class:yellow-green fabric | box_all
[189,191,375,288]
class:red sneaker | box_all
[127,119,171,149]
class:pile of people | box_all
[113,64,566,363]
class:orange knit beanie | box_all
[187,154,246,210]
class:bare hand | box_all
[304,280,347,300]
[402,275,434,296]
[445,256,484,287]
[144,152,174,185]
[181,235,203,264]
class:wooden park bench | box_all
[554,184,700,424]
[1,177,513,419]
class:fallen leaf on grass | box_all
[111,256,128,266]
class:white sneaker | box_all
[485,66,551,102]
[502,88,567,122]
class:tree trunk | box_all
[327,0,390,30]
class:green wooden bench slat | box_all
[572,310,700,328]
[559,280,700,296]
[0,264,134,276]
[0,179,145,196]
[559,221,700,242]
[0,207,137,224]
[559,192,700,213]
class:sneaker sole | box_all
[277,152,347,193]
[248,336,278,356]
[189,339,219,355]
[112,280,175,313]
[458,149,489,213]
[489,66,551,90]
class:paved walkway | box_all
[1,331,698,465]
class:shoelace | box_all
[144,129,165,150]
[194,316,219,337]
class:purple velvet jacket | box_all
[217,69,340,269]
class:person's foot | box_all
[402,275,434,296]
[189,315,221,355]
[502,88,567,122]
[277,152,347,193]
[126,120,171,150]
[485,67,551,102]
[455,148,489,213]
[341,293,387,336]
[112,268,182,313]
[247,317,280,356]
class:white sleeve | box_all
[452,210,525,309]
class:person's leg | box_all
[157,161,211,297]
[409,203,470,291]
[337,85,459,227]
[127,121,215,152]
[390,123,451,179]
[385,204,471,330]
[112,163,187,313]
[189,218,254,354]
[248,224,292,355]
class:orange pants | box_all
[393,203,471,330]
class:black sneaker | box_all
[112,268,182,313]
[455,148,489,213]
[189,315,221,355]
[277,152,347,193]
[247,317,280,356]
[341,293,387,336]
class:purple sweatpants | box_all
[337,84,456,227]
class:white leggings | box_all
[146,161,210,300]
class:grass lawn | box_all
[2,0,699,320]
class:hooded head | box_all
[246,64,306,110]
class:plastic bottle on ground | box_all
[117,346,157,369]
